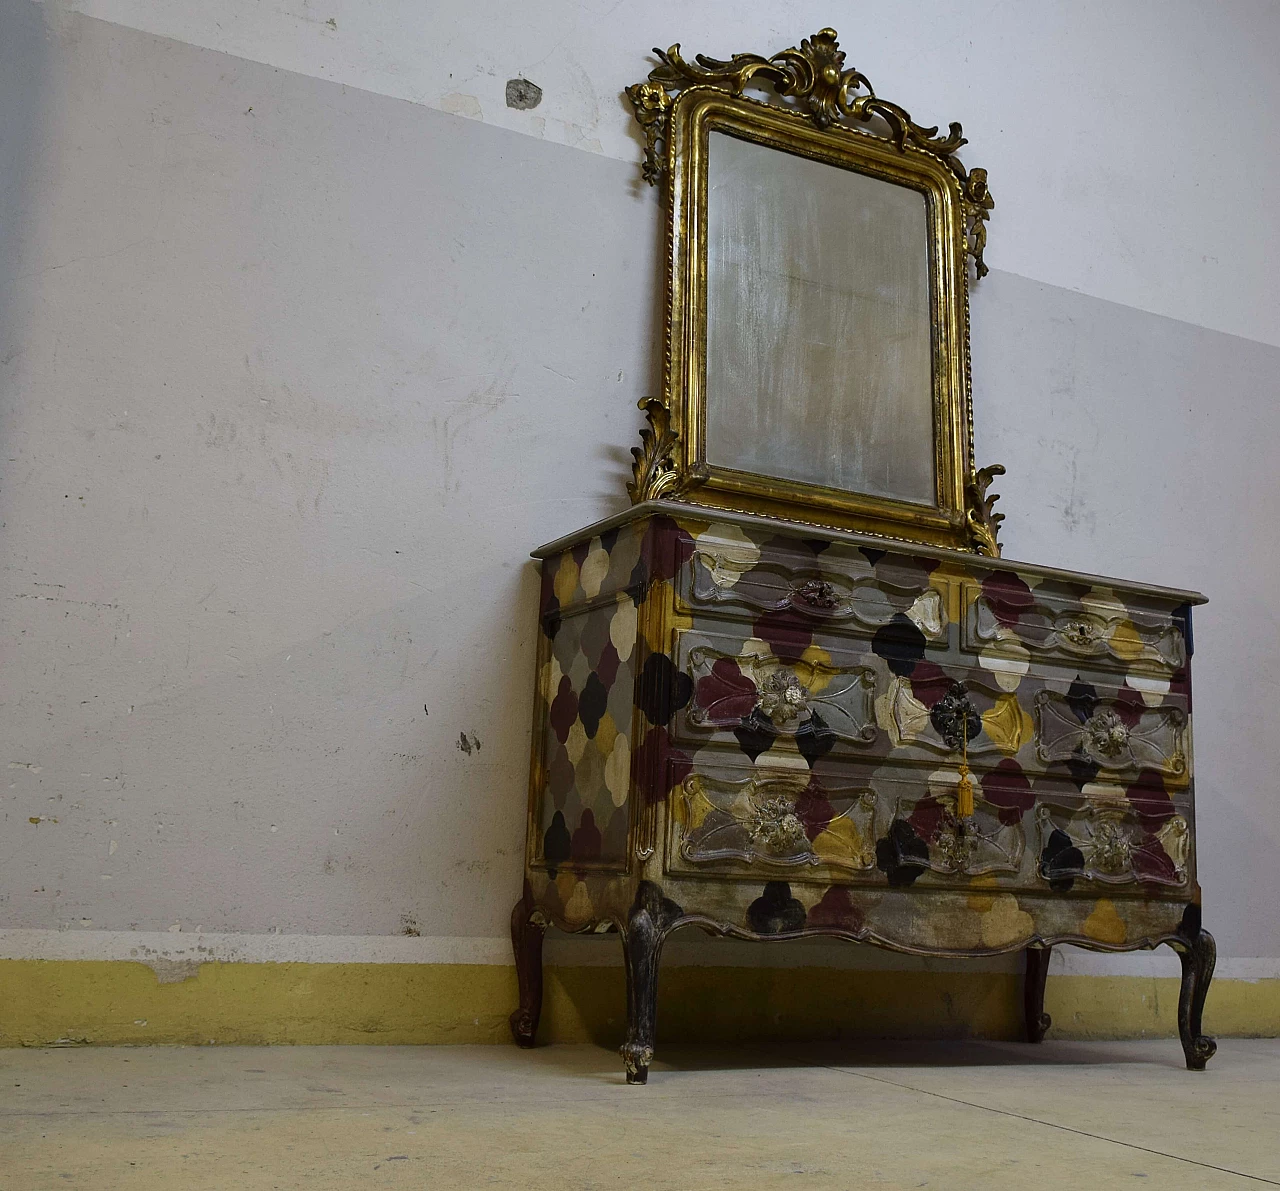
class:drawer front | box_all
[670,617,1190,789]
[872,780,1191,895]
[1033,688,1187,781]
[667,749,1191,897]
[879,671,1189,785]
[869,774,1031,886]
[1034,795,1191,891]
[671,625,878,760]
[678,524,950,649]
[962,571,1188,678]
[675,760,881,877]
[667,753,1029,886]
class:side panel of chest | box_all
[528,521,649,874]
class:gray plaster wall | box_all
[973,274,1280,961]
[1,9,1277,962]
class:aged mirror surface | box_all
[626,28,1007,555]
[705,130,935,505]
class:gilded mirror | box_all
[626,29,1005,554]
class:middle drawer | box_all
[667,622,1191,791]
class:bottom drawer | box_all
[1034,797,1190,891]
[665,753,1192,896]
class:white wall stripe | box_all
[2,930,1276,980]
[0,930,511,967]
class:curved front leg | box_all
[1023,946,1052,1043]
[620,881,683,1084]
[508,881,548,1048]
[1169,907,1217,1070]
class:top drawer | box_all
[677,524,950,648]
[961,571,1188,678]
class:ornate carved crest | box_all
[626,27,994,277]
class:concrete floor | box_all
[2,1040,1278,1189]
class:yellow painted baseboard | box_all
[1,960,1277,1048]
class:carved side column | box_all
[620,881,682,1084]
[508,881,548,1048]
[1023,946,1052,1043]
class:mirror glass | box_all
[704,131,936,505]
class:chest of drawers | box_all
[510,504,1215,1081]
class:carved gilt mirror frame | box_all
[626,28,1005,555]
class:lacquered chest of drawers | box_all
[510,503,1215,1081]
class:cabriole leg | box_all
[508,882,547,1048]
[620,881,682,1084]
[1024,945,1052,1043]
[1170,908,1217,1071]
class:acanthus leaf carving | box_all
[624,82,671,186]
[966,463,1006,558]
[961,168,994,279]
[627,397,681,504]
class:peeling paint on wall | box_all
[147,957,203,984]
[504,78,542,110]
[438,92,481,120]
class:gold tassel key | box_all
[956,734,975,818]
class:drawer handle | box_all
[757,670,811,725]
[1089,816,1134,874]
[1061,617,1103,647]
[793,578,839,610]
[747,795,808,854]
[931,682,981,818]
[931,682,981,753]
[1083,708,1130,759]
